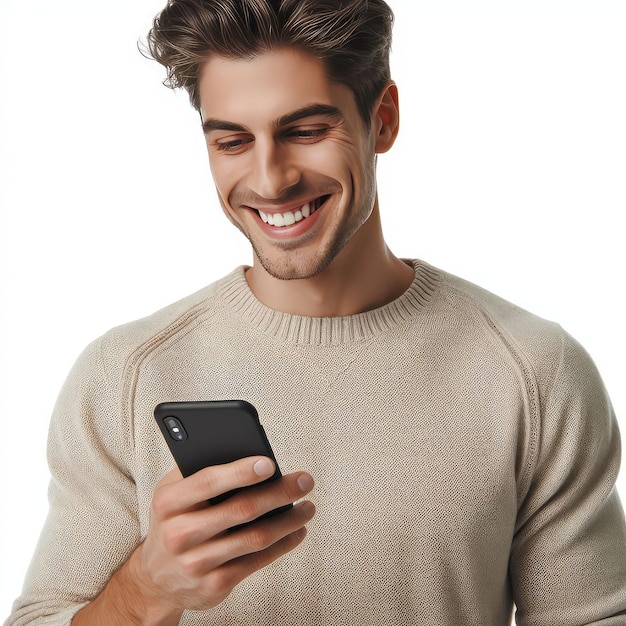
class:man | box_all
[5,0,626,624]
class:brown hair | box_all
[146,0,394,129]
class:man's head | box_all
[147,0,394,131]
[147,0,399,284]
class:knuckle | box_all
[287,529,303,548]
[275,481,299,506]
[151,490,170,520]
[242,525,274,552]
[207,568,236,599]
[228,496,260,524]
[246,549,268,573]
[180,552,204,579]
[161,526,187,555]
[275,530,301,558]
[197,466,220,494]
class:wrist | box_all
[72,544,183,626]
[119,544,183,626]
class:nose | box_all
[248,138,301,200]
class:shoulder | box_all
[423,261,605,427]
[66,268,243,391]
[430,261,611,412]
[427,262,571,374]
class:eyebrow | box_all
[201,103,343,135]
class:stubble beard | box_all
[249,226,347,281]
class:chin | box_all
[253,243,340,282]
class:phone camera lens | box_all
[164,416,187,442]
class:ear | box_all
[373,81,400,154]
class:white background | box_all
[1,0,624,619]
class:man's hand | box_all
[73,457,315,625]
[136,456,315,609]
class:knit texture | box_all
[6,260,626,625]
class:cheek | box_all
[299,141,361,183]
[342,143,376,198]
[217,195,240,229]
[208,156,241,206]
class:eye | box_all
[214,136,253,153]
[285,127,329,142]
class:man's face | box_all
[198,47,381,281]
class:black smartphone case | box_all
[154,400,291,517]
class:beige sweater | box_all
[6,260,626,625]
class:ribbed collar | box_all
[217,259,440,345]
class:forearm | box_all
[72,545,183,626]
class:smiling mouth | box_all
[256,195,330,228]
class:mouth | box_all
[255,195,331,228]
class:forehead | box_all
[198,47,354,125]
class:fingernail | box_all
[297,473,314,492]
[253,458,274,477]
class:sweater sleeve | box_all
[4,336,141,626]
[510,330,626,625]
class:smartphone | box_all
[154,400,292,523]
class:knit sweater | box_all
[6,260,626,626]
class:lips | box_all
[255,195,329,228]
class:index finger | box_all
[155,456,276,516]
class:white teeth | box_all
[257,199,321,228]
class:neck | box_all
[245,205,414,317]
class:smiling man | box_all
[5,1,626,626]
